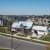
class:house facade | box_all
[0,18,3,26]
[11,21,48,38]
[31,26,48,38]
[48,19,50,26]
[11,21,33,34]
[0,18,8,26]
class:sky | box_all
[0,0,50,15]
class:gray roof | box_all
[12,21,33,29]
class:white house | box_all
[0,18,3,26]
[11,21,33,33]
[31,26,48,38]
[11,21,48,38]
[0,18,8,26]
[48,19,50,26]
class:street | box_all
[0,36,46,50]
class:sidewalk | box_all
[0,32,50,44]
[13,34,50,43]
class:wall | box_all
[0,20,3,26]
[32,30,48,36]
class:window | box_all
[34,30,37,33]
[34,30,38,35]
[48,21,50,23]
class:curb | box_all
[0,33,50,45]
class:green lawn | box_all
[40,36,50,42]
[41,36,50,41]
[0,27,7,33]
[40,33,50,42]
[0,48,10,50]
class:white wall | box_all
[0,20,1,24]
[32,30,48,36]
[0,20,3,26]
[44,29,48,36]
[11,28,16,31]
[38,31,44,35]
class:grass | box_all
[40,36,50,42]
[31,40,48,45]
[0,48,10,50]
[0,33,48,45]
[0,27,6,33]
[40,33,50,42]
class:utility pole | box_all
[8,20,13,50]
[11,32,13,50]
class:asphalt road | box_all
[0,36,46,50]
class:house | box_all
[0,18,3,26]
[31,26,48,38]
[48,19,50,26]
[11,21,33,34]
[0,18,8,26]
[11,21,48,38]
[26,18,32,22]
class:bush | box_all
[0,27,7,33]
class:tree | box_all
[7,20,13,33]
